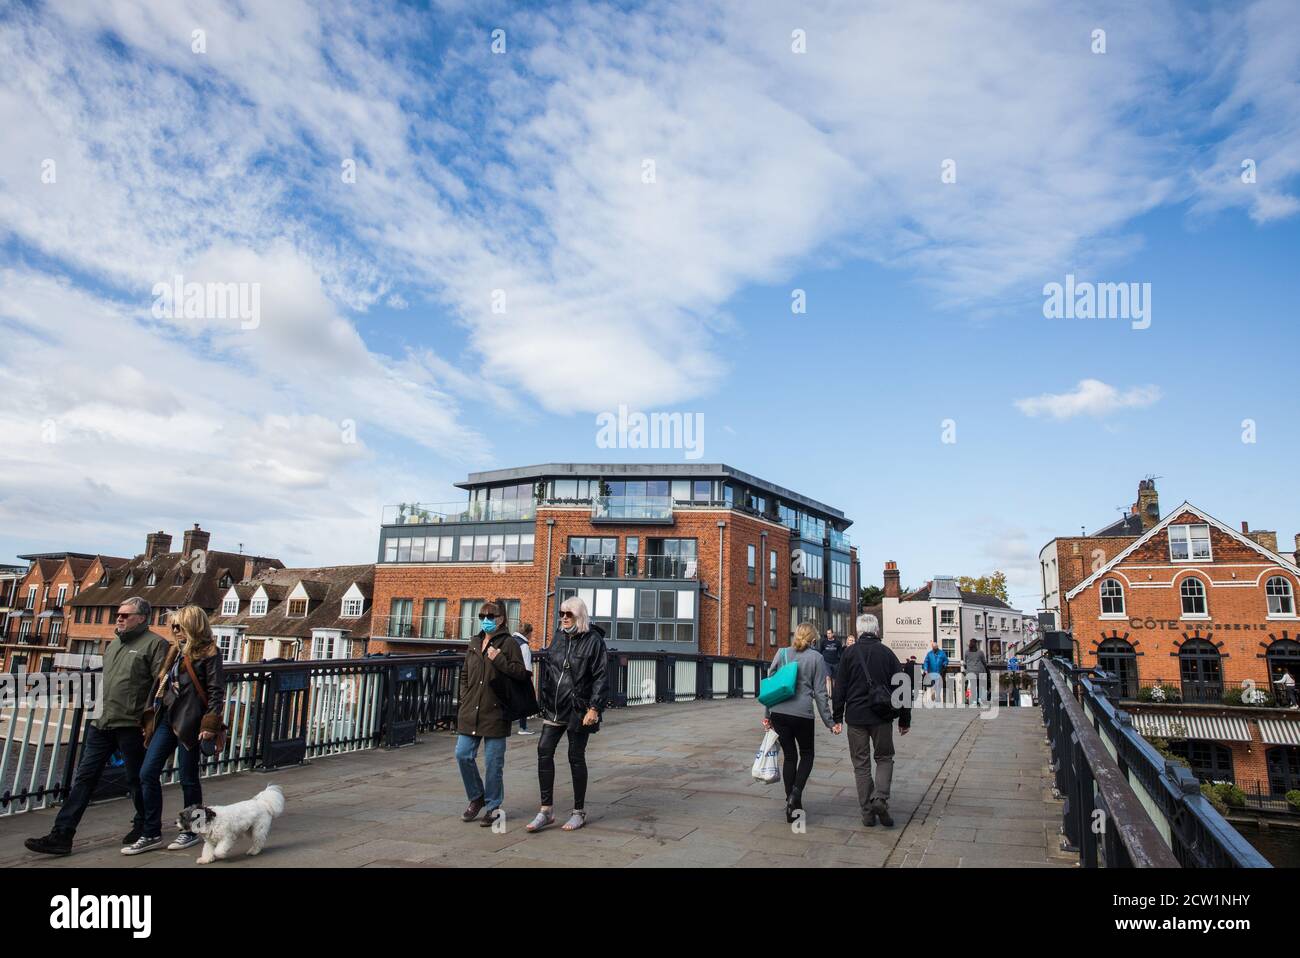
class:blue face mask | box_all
[480,617,496,632]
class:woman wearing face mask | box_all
[526,595,608,833]
[456,600,528,828]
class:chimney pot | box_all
[883,561,901,599]
[182,524,211,558]
[144,530,173,559]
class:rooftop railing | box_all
[382,500,537,525]
[591,495,674,522]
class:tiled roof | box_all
[901,581,1016,611]
[1092,513,1144,537]
[210,564,373,639]
[68,550,282,612]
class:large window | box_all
[1097,637,1138,698]
[389,598,414,637]
[459,599,485,639]
[569,537,617,557]
[1179,638,1223,703]
[1266,639,1300,701]
[1169,523,1212,562]
[1180,577,1208,616]
[645,538,698,578]
[1100,578,1125,615]
[1267,746,1300,796]
[1167,740,1233,784]
[421,599,446,639]
[1266,576,1295,616]
[831,559,851,601]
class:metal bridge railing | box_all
[1,650,764,816]
[1039,656,1270,868]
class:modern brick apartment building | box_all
[209,564,374,663]
[63,525,282,659]
[0,553,128,672]
[1046,486,1300,799]
[371,464,859,660]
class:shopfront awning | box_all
[1258,718,1300,746]
[1128,712,1252,742]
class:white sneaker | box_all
[517,728,536,735]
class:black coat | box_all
[158,645,225,750]
[538,626,609,732]
[832,635,912,729]
[458,625,529,737]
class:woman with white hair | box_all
[526,596,609,832]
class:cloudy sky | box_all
[1,0,1297,610]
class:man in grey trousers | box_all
[832,613,911,827]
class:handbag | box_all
[860,645,899,720]
[181,656,229,753]
[487,640,541,723]
[751,728,781,784]
[757,648,799,707]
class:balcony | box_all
[560,555,619,578]
[1125,682,1297,708]
[558,554,699,581]
[591,495,674,524]
[371,615,461,643]
[382,499,536,526]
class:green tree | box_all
[956,571,1009,602]
[859,585,885,609]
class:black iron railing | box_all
[1,650,764,816]
[1040,657,1270,868]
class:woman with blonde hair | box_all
[762,621,838,822]
[129,605,225,855]
[526,595,608,833]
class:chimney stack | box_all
[1244,526,1278,553]
[182,523,211,557]
[883,560,901,599]
[1294,533,1300,567]
[145,530,172,558]
[1136,479,1160,531]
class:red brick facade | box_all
[0,555,126,672]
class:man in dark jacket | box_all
[25,596,167,856]
[820,628,843,695]
[456,601,528,827]
[833,613,911,828]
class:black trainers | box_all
[25,829,74,856]
[862,810,877,827]
[479,808,502,828]
[875,808,895,828]
[122,825,143,845]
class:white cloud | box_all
[1014,379,1163,420]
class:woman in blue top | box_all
[763,621,838,822]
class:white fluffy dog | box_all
[177,784,285,864]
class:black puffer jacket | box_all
[538,625,609,733]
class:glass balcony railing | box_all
[383,499,537,525]
[591,495,674,522]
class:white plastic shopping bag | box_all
[751,728,781,784]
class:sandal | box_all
[561,809,587,831]
[525,809,555,833]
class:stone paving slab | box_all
[0,698,1070,868]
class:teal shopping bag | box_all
[757,648,798,707]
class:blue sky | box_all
[1,0,1297,612]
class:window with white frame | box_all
[250,596,268,616]
[215,631,238,661]
[56,585,67,607]
[342,596,363,618]
[1180,577,1208,616]
[311,633,336,660]
[1266,576,1295,616]
[940,609,956,626]
[26,586,36,609]
[1101,578,1126,615]
[221,595,239,615]
[1169,523,1212,562]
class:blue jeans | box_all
[455,734,506,811]
[139,720,203,837]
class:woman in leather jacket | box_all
[132,605,224,854]
[526,596,608,832]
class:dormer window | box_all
[221,596,239,616]
[125,572,134,587]
[147,571,157,586]
[1169,523,1211,562]
[219,574,232,589]
[174,571,185,586]
[250,598,268,616]
[99,572,108,586]
[342,597,363,618]
[287,598,308,617]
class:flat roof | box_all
[457,463,849,525]
[15,552,99,561]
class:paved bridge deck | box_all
[0,699,1075,868]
